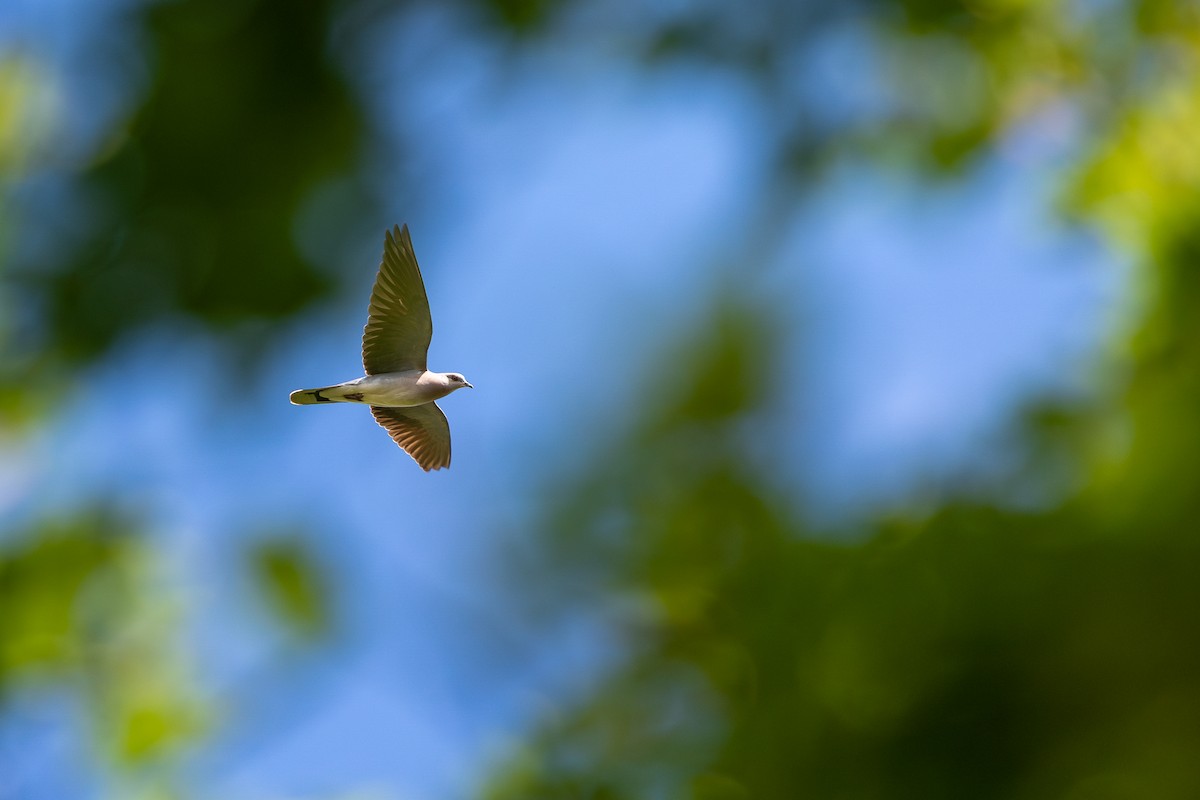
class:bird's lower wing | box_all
[370,403,451,471]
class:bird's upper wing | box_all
[370,403,451,471]
[362,224,433,375]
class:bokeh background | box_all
[3,0,1200,798]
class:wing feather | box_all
[370,404,451,471]
[362,225,433,375]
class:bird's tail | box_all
[289,386,337,405]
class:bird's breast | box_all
[354,371,446,406]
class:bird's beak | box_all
[465,382,474,389]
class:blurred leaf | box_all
[0,516,124,675]
[8,0,370,403]
[0,510,207,783]
[476,0,561,33]
[0,54,55,175]
[251,536,331,640]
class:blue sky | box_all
[1,2,1123,798]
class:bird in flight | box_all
[290,224,472,471]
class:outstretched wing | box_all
[370,403,451,471]
[362,224,433,375]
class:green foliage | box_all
[476,0,561,33]
[0,515,125,674]
[250,535,332,640]
[5,0,368,415]
[0,510,207,785]
[476,6,1200,789]
[489,300,1200,798]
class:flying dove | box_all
[290,224,471,471]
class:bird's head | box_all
[446,373,474,391]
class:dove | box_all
[290,224,472,471]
